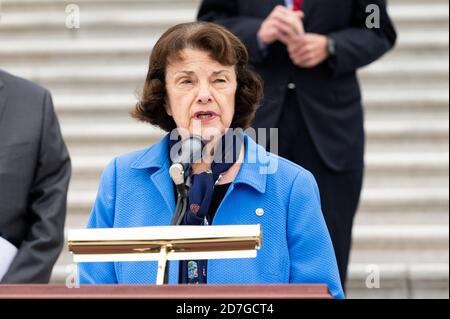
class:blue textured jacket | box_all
[79,134,344,299]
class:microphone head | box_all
[169,163,185,186]
[171,135,205,167]
[169,135,205,187]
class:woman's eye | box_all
[214,79,227,83]
[180,79,192,84]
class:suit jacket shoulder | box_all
[0,69,49,100]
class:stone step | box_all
[366,119,448,138]
[345,263,449,299]
[352,225,449,250]
[0,2,447,39]
[355,209,449,226]
[47,262,449,299]
[393,31,449,57]
[0,0,201,11]
[366,152,449,175]
[3,0,446,10]
[365,120,449,153]
[388,3,449,30]
[2,0,447,8]
[0,38,154,68]
[366,142,448,154]
[0,8,197,39]
[350,226,449,267]
[350,247,448,265]
[359,187,449,213]
[378,0,447,3]
[362,89,449,119]
[362,153,449,188]
[0,29,447,67]
[1,1,446,18]
[359,58,449,85]
[381,50,449,69]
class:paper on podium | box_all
[0,236,18,281]
[68,224,262,263]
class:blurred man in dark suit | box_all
[198,0,396,286]
[0,70,71,283]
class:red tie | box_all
[293,0,304,11]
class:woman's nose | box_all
[197,85,213,104]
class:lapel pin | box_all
[256,208,265,217]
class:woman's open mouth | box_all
[193,111,219,122]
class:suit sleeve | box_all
[197,0,267,64]
[1,91,71,283]
[287,170,345,299]
[327,0,397,76]
[78,159,118,284]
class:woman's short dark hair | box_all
[132,22,263,131]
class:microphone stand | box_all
[164,176,191,284]
[165,134,204,284]
[171,175,191,225]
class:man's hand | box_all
[258,5,304,45]
[287,33,329,68]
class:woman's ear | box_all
[164,101,173,116]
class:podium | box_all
[0,284,332,299]
[62,226,333,299]
[67,225,263,285]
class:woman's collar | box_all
[130,133,269,194]
[130,134,170,170]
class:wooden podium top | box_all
[0,284,332,299]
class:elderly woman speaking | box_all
[79,22,344,299]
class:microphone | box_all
[169,135,205,196]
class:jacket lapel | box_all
[150,164,176,217]
[131,134,175,219]
[232,135,268,194]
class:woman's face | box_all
[165,49,237,141]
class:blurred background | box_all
[0,0,448,298]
